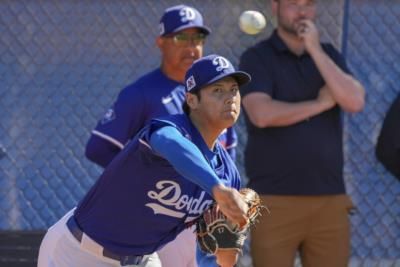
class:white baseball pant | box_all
[37,209,161,267]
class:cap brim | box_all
[230,71,251,86]
[205,71,251,88]
[171,24,211,35]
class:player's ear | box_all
[186,92,199,110]
[156,36,164,50]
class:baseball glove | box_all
[195,188,263,254]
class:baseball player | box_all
[85,7,237,265]
[37,54,251,267]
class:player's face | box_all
[272,0,316,35]
[190,76,241,129]
[158,28,205,78]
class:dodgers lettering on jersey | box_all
[75,114,241,256]
[146,181,211,222]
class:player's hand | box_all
[296,19,321,54]
[215,249,240,267]
[211,184,248,226]
[317,85,336,110]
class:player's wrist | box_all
[216,249,240,267]
[211,184,229,199]
[212,183,226,191]
[307,42,323,56]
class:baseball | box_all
[239,10,266,35]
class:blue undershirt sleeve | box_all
[196,244,218,267]
[149,126,222,196]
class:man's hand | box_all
[317,85,336,111]
[296,19,321,54]
[212,184,248,226]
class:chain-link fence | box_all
[0,1,399,266]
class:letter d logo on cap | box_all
[180,7,196,22]
[213,56,230,72]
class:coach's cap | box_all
[159,5,211,36]
[185,54,251,92]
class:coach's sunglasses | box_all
[164,32,206,46]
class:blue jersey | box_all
[75,114,241,257]
[85,68,237,167]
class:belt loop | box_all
[121,255,144,266]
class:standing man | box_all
[38,54,252,267]
[85,5,237,267]
[239,1,365,267]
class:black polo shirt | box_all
[376,93,400,181]
[239,30,350,195]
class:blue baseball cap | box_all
[185,54,251,92]
[159,5,211,36]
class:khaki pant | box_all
[251,195,354,267]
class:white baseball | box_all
[239,10,266,35]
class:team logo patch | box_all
[186,75,196,91]
[101,108,116,124]
[159,23,165,35]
